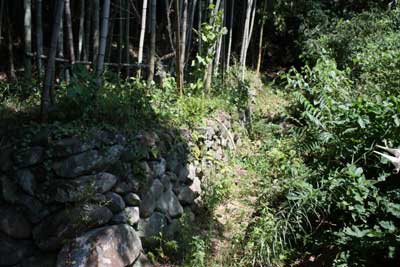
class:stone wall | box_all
[0,111,238,267]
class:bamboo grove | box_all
[0,0,268,120]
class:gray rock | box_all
[178,177,201,205]
[53,150,103,178]
[149,158,166,177]
[53,145,123,178]
[0,233,35,266]
[104,192,125,213]
[16,169,36,196]
[14,146,44,167]
[160,174,172,191]
[139,191,156,218]
[124,193,141,206]
[33,204,113,251]
[113,179,140,194]
[156,190,183,218]
[57,224,142,267]
[52,137,95,158]
[150,179,164,197]
[104,145,124,164]
[21,254,57,267]
[50,172,118,203]
[0,206,32,239]
[111,207,140,225]
[137,212,167,246]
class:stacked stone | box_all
[0,112,238,267]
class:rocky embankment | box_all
[0,112,238,267]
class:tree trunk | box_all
[186,0,198,61]
[125,0,130,77]
[78,0,85,60]
[106,12,115,63]
[36,0,44,77]
[118,0,124,75]
[240,0,253,66]
[65,0,75,71]
[93,0,100,67]
[138,0,149,78]
[175,0,182,95]
[198,0,202,51]
[147,0,157,82]
[246,0,257,54]
[214,0,225,74]
[24,0,32,81]
[84,0,92,62]
[42,0,65,122]
[179,0,188,85]
[256,0,267,75]
[7,15,16,81]
[226,0,234,71]
[0,0,4,47]
[164,0,175,52]
[96,0,110,86]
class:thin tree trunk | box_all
[138,0,149,78]
[36,0,44,78]
[42,0,65,122]
[165,0,175,52]
[78,0,85,60]
[214,0,225,74]
[246,0,257,54]
[0,0,4,47]
[106,12,115,63]
[65,0,75,77]
[186,0,198,61]
[96,0,110,87]
[175,0,182,95]
[93,0,100,67]
[7,16,16,81]
[147,0,157,82]
[24,0,32,81]
[226,0,234,71]
[118,0,123,75]
[179,0,188,86]
[198,0,202,52]
[125,0,130,77]
[256,0,267,75]
[204,1,222,92]
[84,0,92,62]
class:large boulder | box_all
[53,145,123,178]
[156,190,183,218]
[51,137,95,158]
[0,206,32,239]
[0,232,35,266]
[53,150,103,178]
[57,224,142,267]
[33,204,113,251]
[48,172,118,203]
